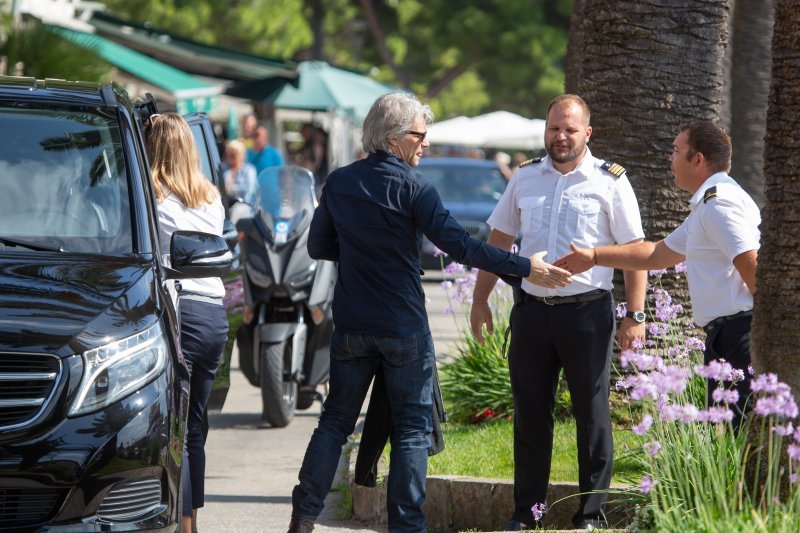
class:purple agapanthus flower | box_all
[712,388,740,405]
[674,262,687,273]
[616,302,627,319]
[788,444,800,462]
[644,440,662,456]
[633,415,654,435]
[531,502,547,521]
[640,475,658,494]
[698,406,734,424]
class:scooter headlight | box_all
[288,262,317,289]
[69,322,169,416]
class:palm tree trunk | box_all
[729,0,774,208]
[750,0,800,393]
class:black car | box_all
[416,157,510,269]
[0,77,239,532]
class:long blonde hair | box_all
[145,112,218,208]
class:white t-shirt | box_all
[157,193,226,299]
[663,172,760,326]
[488,148,644,296]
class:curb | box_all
[349,459,635,532]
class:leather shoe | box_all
[504,519,541,531]
[287,517,315,533]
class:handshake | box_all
[526,244,596,288]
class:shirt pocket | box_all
[566,196,602,240]
[518,196,546,233]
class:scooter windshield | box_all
[254,166,317,245]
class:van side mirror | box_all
[165,230,232,279]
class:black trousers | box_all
[704,313,753,431]
[179,298,228,516]
[508,291,615,526]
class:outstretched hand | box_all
[554,243,595,275]
[527,251,572,288]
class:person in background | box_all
[222,139,258,205]
[240,113,258,149]
[248,125,284,175]
[145,113,228,533]
[495,150,513,180]
[556,121,759,431]
[471,94,647,530]
[287,91,572,533]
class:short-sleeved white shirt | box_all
[157,193,226,299]
[663,172,760,327]
[488,148,644,296]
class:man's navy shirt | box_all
[308,151,531,337]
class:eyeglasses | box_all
[405,130,427,142]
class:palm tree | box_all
[729,0,775,208]
[750,0,800,394]
[0,16,114,82]
[567,0,730,306]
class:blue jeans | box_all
[292,329,435,533]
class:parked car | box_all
[416,157,510,269]
[0,77,239,532]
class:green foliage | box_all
[439,313,513,424]
[426,417,643,483]
[101,0,311,58]
[99,0,571,119]
[0,17,114,82]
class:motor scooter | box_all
[235,165,334,427]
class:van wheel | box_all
[260,341,296,427]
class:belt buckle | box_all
[541,295,556,305]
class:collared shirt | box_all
[247,145,284,175]
[157,193,226,299]
[488,148,644,297]
[308,151,531,337]
[663,172,760,327]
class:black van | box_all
[0,77,239,531]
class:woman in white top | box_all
[146,113,228,533]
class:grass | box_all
[427,417,644,484]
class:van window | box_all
[0,107,132,254]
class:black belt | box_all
[521,289,608,306]
[703,310,753,334]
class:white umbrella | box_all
[426,116,486,146]
[427,111,545,150]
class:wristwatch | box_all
[626,310,646,323]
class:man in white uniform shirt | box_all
[470,94,647,530]
[557,121,760,433]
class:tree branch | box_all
[425,64,468,99]
[357,0,406,84]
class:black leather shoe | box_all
[504,519,541,531]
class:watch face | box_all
[632,310,646,323]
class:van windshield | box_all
[0,107,132,254]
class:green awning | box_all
[51,26,221,114]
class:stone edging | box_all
[348,455,635,532]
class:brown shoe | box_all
[287,517,315,533]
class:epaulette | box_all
[601,161,625,178]
[703,185,717,204]
[519,157,543,168]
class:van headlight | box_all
[69,322,169,417]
